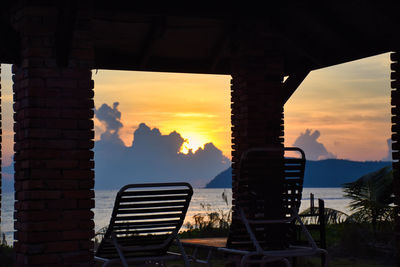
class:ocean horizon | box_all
[1,187,350,245]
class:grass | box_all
[175,206,396,266]
[2,223,396,266]
[0,244,14,266]
[2,207,397,266]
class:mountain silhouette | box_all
[206,159,392,188]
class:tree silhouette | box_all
[343,166,393,236]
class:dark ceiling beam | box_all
[0,15,20,65]
[92,3,288,20]
[285,14,347,70]
[94,49,231,75]
[55,0,78,68]
[208,27,231,73]
[282,69,310,104]
[305,4,375,65]
[139,17,166,68]
[284,46,390,75]
[282,35,322,69]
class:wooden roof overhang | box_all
[1,2,400,75]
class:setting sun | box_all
[179,133,209,154]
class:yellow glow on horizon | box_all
[179,132,209,154]
[2,52,392,166]
[93,70,232,157]
[90,53,391,162]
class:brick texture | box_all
[391,51,400,266]
[0,63,2,239]
[12,2,95,266]
[227,23,286,251]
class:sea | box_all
[0,188,351,245]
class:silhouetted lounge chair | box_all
[95,182,193,267]
[183,147,327,267]
[224,147,327,266]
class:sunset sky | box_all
[0,52,392,165]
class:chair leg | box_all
[292,256,297,267]
[321,251,328,267]
[260,256,291,267]
[206,249,213,267]
[282,258,291,267]
[111,233,129,267]
[175,238,191,267]
[240,254,291,267]
[240,254,252,267]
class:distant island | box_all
[2,159,392,192]
[205,159,392,188]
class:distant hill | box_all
[205,159,391,188]
[2,163,14,193]
[206,167,232,188]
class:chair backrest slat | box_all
[96,182,193,259]
[118,201,188,209]
[121,189,191,196]
[118,195,189,203]
[114,213,184,221]
[116,206,185,214]
[113,221,179,228]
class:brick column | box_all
[391,51,400,266]
[0,64,2,238]
[12,3,95,266]
[228,23,285,250]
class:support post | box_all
[228,22,286,251]
[390,51,400,266]
[12,2,95,265]
[0,64,2,240]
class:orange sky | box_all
[0,52,392,165]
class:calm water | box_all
[1,188,350,245]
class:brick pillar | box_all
[391,51,400,266]
[0,64,2,238]
[228,23,285,250]
[12,3,95,266]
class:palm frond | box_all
[342,165,393,225]
[300,207,348,225]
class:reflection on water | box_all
[1,188,350,245]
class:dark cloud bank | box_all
[94,103,231,189]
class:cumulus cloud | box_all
[94,103,231,188]
[95,102,125,146]
[293,129,336,160]
[381,138,392,161]
[132,123,184,156]
[95,102,123,133]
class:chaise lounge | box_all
[95,182,193,267]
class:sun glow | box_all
[180,133,209,154]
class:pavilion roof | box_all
[1,2,399,75]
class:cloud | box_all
[95,102,123,134]
[293,129,336,160]
[132,123,184,155]
[95,102,125,146]
[381,138,392,161]
[94,103,231,188]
